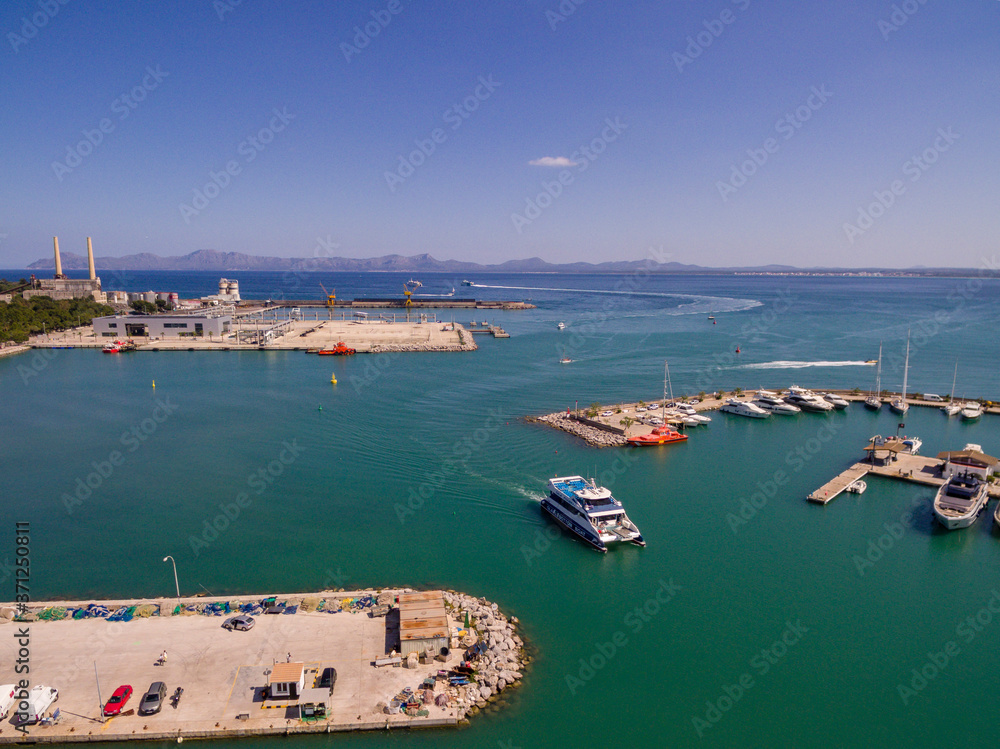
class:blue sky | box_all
[1,0,997,268]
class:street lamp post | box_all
[163,555,180,599]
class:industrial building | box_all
[397,591,450,657]
[23,237,106,303]
[93,308,233,338]
[201,278,241,304]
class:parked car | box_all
[103,685,133,717]
[222,614,255,631]
[139,682,167,715]
[317,667,337,691]
[599,410,614,417]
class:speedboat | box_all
[785,386,834,412]
[557,322,566,330]
[668,402,711,423]
[461,280,473,286]
[961,402,983,420]
[719,398,770,419]
[846,480,867,494]
[627,425,688,446]
[753,389,801,414]
[933,472,989,530]
[543,476,645,552]
[822,393,849,410]
[900,436,922,455]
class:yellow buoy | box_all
[331,373,337,384]
[152,379,156,389]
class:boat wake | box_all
[739,360,875,370]
[470,283,761,315]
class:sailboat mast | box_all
[949,362,957,403]
[901,331,910,401]
[875,342,882,396]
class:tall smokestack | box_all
[53,237,63,277]
[87,237,96,280]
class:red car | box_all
[103,685,133,716]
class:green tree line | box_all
[0,293,113,343]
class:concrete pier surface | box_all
[26,320,479,353]
[0,588,525,743]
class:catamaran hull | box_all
[541,499,607,552]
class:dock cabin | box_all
[398,591,450,658]
[267,662,305,699]
[938,446,999,482]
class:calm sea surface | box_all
[2,271,999,748]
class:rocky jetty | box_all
[370,328,477,353]
[442,590,527,718]
[533,412,628,447]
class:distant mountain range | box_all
[23,250,990,276]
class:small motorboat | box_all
[559,357,572,364]
[102,342,121,354]
[557,322,566,330]
[846,480,867,494]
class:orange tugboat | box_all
[626,425,688,446]
[318,341,356,355]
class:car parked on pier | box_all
[222,614,255,631]
[103,685,132,716]
[139,682,167,715]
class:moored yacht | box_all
[822,393,849,410]
[961,402,983,421]
[933,472,989,530]
[889,331,910,414]
[785,386,834,412]
[543,476,645,552]
[753,389,800,414]
[668,402,711,423]
[719,398,770,419]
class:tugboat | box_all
[318,341,356,355]
[543,476,645,552]
[627,425,688,446]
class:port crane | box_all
[319,282,335,307]
[402,279,422,307]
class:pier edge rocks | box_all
[440,590,527,720]
[532,412,628,447]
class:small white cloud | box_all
[528,156,578,167]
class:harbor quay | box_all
[0,589,526,743]
[533,389,997,448]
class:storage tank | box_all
[142,291,157,304]
[227,280,240,300]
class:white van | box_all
[0,684,17,720]
[15,685,58,725]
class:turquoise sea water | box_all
[2,272,1000,747]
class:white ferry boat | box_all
[933,472,989,530]
[543,476,645,552]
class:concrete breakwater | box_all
[532,412,628,448]
[0,587,527,743]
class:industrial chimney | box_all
[53,236,64,278]
[87,237,96,281]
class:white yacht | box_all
[846,480,867,494]
[543,476,645,552]
[942,363,962,416]
[557,322,566,330]
[822,393,849,410]
[961,402,983,421]
[933,472,989,530]
[869,434,922,455]
[719,398,770,419]
[865,343,883,410]
[753,389,801,414]
[889,331,910,414]
[785,386,834,412]
[669,402,711,423]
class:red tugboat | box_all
[626,425,688,447]
[318,341,356,355]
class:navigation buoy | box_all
[152,379,156,388]
[317,404,323,411]
[735,346,740,354]
[331,373,337,384]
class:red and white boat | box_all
[627,425,688,446]
[102,342,121,354]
